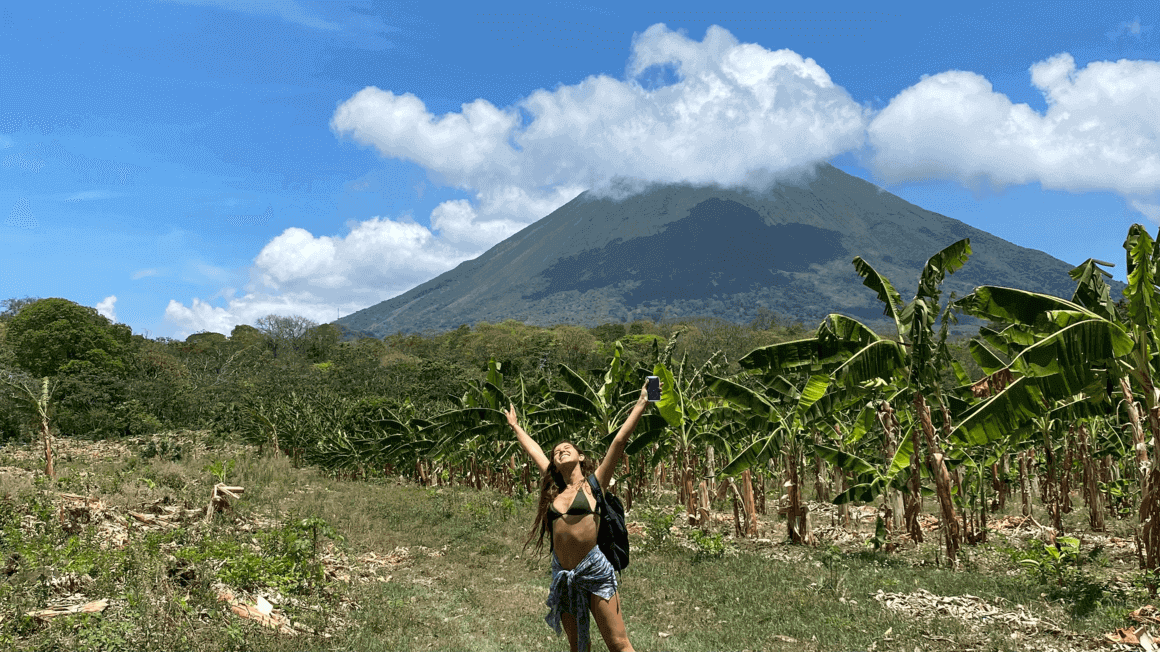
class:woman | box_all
[505,378,659,652]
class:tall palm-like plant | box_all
[0,370,60,479]
[842,239,972,562]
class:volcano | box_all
[337,163,1100,338]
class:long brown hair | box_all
[523,440,599,557]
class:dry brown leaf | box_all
[1133,605,1160,625]
[1108,626,1141,645]
[218,590,297,635]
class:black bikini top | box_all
[547,484,600,525]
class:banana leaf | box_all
[852,256,905,336]
[969,340,1007,375]
[814,443,876,476]
[955,286,1094,326]
[830,339,907,387]
[704,373,776,419]
[557,363,596,398]
[552,390,600,415]
[718,435,777,480]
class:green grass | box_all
[0,434,1144,651]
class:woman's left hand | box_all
[638,379,663,407]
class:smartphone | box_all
[646,376,660,402]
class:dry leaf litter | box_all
[0,437,451,638]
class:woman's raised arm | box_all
[594,379,659,490]
[506,402,550,476]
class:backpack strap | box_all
[587,474,605,515]
[588,474,621,577]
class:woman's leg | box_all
[560,611,580,652]
[590,591,633,652]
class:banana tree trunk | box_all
[785,452,799,543]
[999,454,1011,511]
[1079,424,1105,531]
[1019,451,1031,517]
[731,485,743,537]
[1043,427,1064,536]
[838,470,852,528]
[1122,378,1150,478]
[978,463,988,544]
[785,449,812,544]
[742,468,758,537]
[684,451,697,526]
[813,431,829,502]
[1129,372,1160,595]
[1034,450,1044,505]
[727,475,757,537]
[990,462,1004,512]
[915,393,959,563]
[757,465,767,515]
[38,378,55,480]
[1102,455,1117,519]
[953,466,974,545]
[879,402,904,533]
[699,446,715,529]
[1062,434,1073,514]
[904,420,924,544]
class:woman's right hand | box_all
[505,402,519,429]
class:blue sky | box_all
[2,0,1158,341]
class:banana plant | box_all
[338,397,438,479]
[715,239,973,558]
[812,389,921,511]
[622,345,735,524]
[548,340,661,451]
[833,239,973,562]
[949,226,1160,589]
[707,367,847,543]
[0,370,60,479]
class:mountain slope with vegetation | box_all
[337,163,1115,337]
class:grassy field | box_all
[0,431,1147,651]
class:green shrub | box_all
[139,438,183,462]
[1006,537,1123,616]
[638,506,680,552]
[176,517,343,595]
[689,529,727,562]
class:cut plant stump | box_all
[205,483,245,522]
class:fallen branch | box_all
[127,511,179,529]
[26,599,108,621]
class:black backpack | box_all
[587,474,629,573]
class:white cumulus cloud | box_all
[861,52,1160,209]
[95,296,117,323]
[330,24,869,199]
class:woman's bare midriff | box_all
[551,484,601,569]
